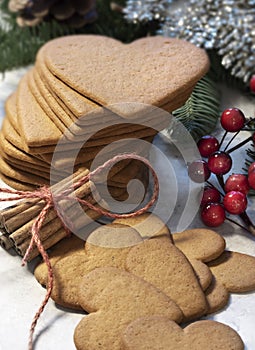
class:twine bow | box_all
[0,153,159,350]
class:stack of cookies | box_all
[0,34,209,198]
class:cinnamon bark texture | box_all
[0,167,104,260]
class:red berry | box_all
[249,75,255,94]
[248,169,255,190]
[201,203,226,227]
[223,191,247,214]
[248,162,255,175]
[225,174,250,195]
[201,187,221,207]
[188,160,211,183]
[197,135,220,157]
[220,108,245,132]
[208,151,232,175]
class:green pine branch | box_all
[0,20,75,71]
[171,75,220,142]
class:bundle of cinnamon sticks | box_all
[0,167,105,261]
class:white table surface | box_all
[0,68,255,350]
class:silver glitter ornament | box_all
[123,0,175,22]
[161,0,255,83]
[124,0,255,83]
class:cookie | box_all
[73,267,183,350]
[0,155,47,187]
[43,35,209,116]
[36,47,98,118]
[32,68,151,143]
[4,92,20,133]
[17,71,162,152]
[207,250,255,292]
[28,68,71,132]
[0,172,37,191]
[113,212,172,241]
[34,65,159,139]
[16,73,62,147]
[121,316,244,350]
[125,237,208,321]
[1,114,28,152]
[204,276,230,314]
[0,133,50,170]
[189,258,213,291]
[34,234,85,287]
[36,223,143,309]
[173,228,226,262]
[113,214,214,304]
[50,134,152,170]
[3,157,50,179]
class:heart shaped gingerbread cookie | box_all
[43,35,209,114]
[122,316,244,350]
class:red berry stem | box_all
[206,181,225,196]
[223,130,242,152]
[244,117,255,128]
[226,135,253,154]
[216,174,225,191]
[225,217,252,234]
[219,130,228,148]
[239,212,255,237]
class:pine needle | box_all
[171,75,221,141]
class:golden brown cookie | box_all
[207,250,255,292]
[34,235,85,287]
[73,267,183,350]
[0,172,36,191]
[43,35,209,115]
[0,134,50,170]
[189,258,213,291]
[4,92,20,133]
[16,72,62,147]
[1,114,28,152]
[113,212,172,241]
[0,155,47,187]
[28,68,71,132]
[121,316,244,350]
[204,276,230,314]
[111,216,217,317]
[125,237,208,321]
[33,65,160,140]
[173,228,226,262]
[36,47,98,119]
[37,223,143,309]
[30,68,157,145]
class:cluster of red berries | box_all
[188,107,255,229]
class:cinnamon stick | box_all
[0,167,107,258]
[0,233,14,250]
[10,190,99,246]
[16,201,105,261]
[0,167,90,233]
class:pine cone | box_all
[8,0,97,28]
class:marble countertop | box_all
[0,68,255,349]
